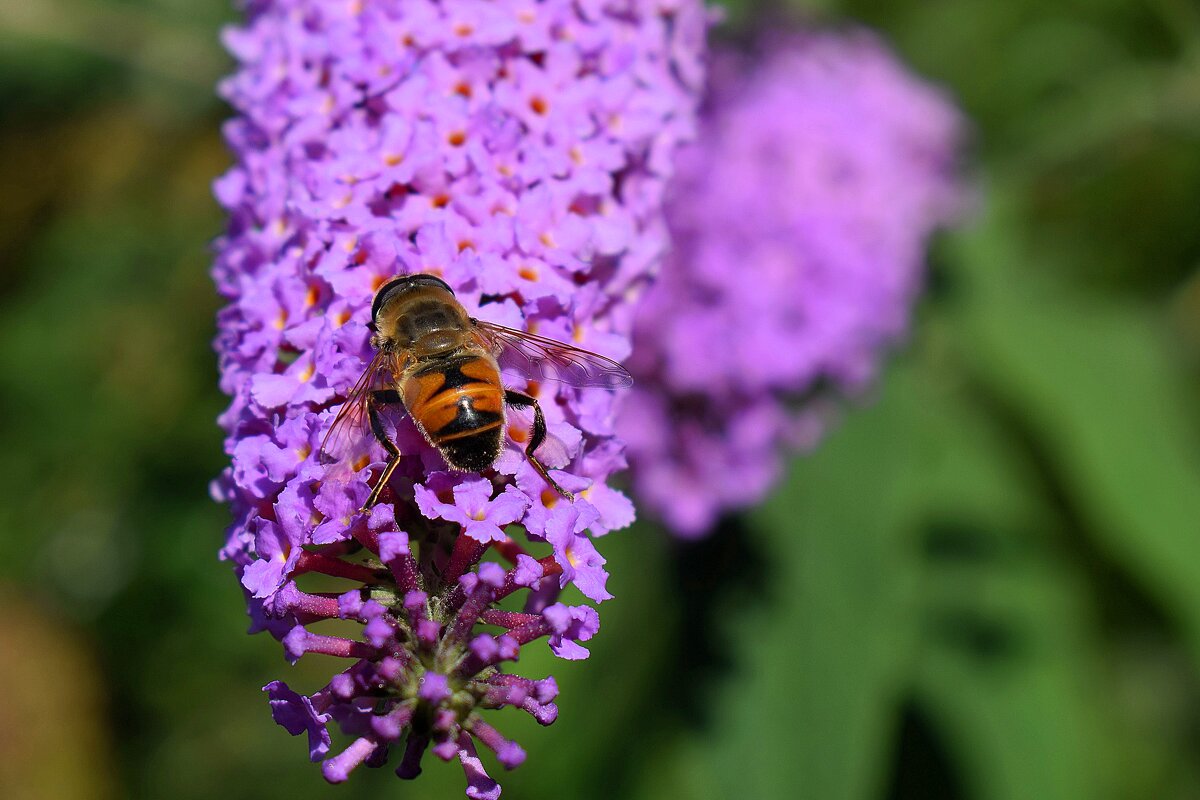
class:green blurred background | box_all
[2,0,1199,798]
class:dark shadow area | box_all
[884,699,970,800]
[921,519,1007,563]
[662,514,778,728]
[920,520,1027,667]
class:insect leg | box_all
[364,389,404,510]
[504,390,574,501]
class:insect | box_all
[320,273,633,509]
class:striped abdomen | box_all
[401,354,505,472]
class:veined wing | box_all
[471,319,632,390]
[319,349,396,471]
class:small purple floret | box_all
[322,737,377,784]
[419,672,452,704]
[378,530,410,562]
[264,680,331,762]
[458,735,502,800]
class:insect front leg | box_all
[504,389,574,501]
[364,389,404,510]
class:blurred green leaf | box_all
[602,240,1200,798]
[897,358,1120,800]
[951,188,1200,665]
[611,366,927,800]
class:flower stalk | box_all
[212,1,705,794]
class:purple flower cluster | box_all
[619,31,965,537]
[211,1,703,795]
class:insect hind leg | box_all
[364,389,404,510]
[504,389,574,501]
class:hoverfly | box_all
[320,274,632,508]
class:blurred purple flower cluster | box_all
[211,0,703,795]
[620,31,966,537]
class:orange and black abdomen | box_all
[401,354,505,472]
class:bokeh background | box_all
[2,0,1200,798]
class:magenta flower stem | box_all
[296,551,385,585]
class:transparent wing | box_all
[471,319,633,390]
[319,349,395,469]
